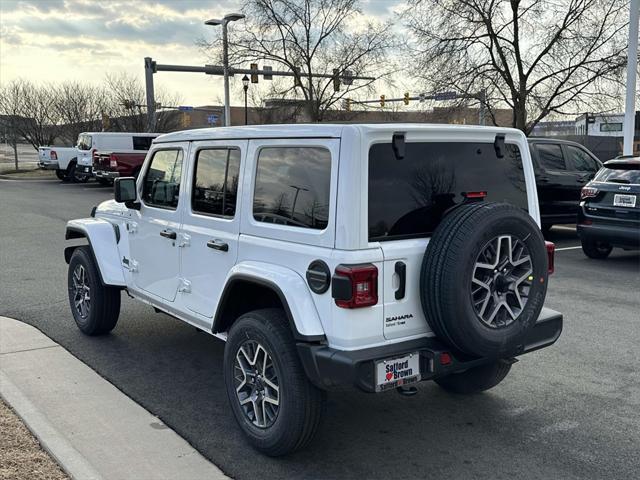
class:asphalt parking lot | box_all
[1,177,639,480]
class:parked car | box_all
[528,138,602,232]
[65,124,562,456]
[93,134,159,185]
[38,146,78,180]
[40,132,159,183]
[577,157,640,258]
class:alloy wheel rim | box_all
[71,264,91,319]
[233,340,280,428]
[471,235,533,328]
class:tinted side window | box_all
[536,144,566,171]
[192,149,240,218]
[565,146,598,172]
[253,147,331,230]
[142,149,183,209]
[368,142,527,241]
[133,136,156,151]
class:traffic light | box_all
[333,69,340,92]
[293,66,302,87]
[181,112,191,128]
[404,92,410,105]
[345,98,351,112]
[250,63,259,84]
[380,95,385,107]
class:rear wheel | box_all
[224,309,325,456]
[68,247,120,335]
[435,361,512,394]
[55,169,67,181]
[581,238,612,259]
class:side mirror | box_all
[114,177,140,209]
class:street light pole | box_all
[205,13,245,127]
[242,75,249,125]
[623,0,639,156]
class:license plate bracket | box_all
[613,194,636,208]
[375,352,421,392]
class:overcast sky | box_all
[0,0,401,106]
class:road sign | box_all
[178,106,194,111]
[433,91,457,101]
[343,70,353,86]
[207,114,219,125]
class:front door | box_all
[128,146,186,302]
[179,140,247,319]
[534,143,577,220]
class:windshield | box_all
[368,141,528,241]
[76,134,92,150]
[594,164,640,184]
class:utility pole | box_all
[144,57,156,132]
[623,0,639,156]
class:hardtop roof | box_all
[153,123,524,144]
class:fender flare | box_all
[213,262,326,342]
[64,218,126,287]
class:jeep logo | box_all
[618,185,631,191]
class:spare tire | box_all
[420,202,548,358]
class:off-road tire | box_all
[581,238,612,259]
[420,202,548,358]
[224,309,326,456]
[435,361,512,394]
[55,169,67,181]
[68,246,120,335]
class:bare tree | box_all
[103,73,183,132]
[0,79,60,153]
[404,0,628,133]
[202,0,395,122]
[53,82,106,144]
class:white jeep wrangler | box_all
[65,124,562,456]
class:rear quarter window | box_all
[368,142,528,241]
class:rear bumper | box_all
[577,207,640,248]
[297,307,563,392]
[94,169,120,180]
[38,161,59,170]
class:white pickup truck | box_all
[39,132,159,182]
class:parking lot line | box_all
[555,246,582,251]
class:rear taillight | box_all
[581,186,598,200]
[545,241,555,275]
[463,191,487,199]
[333,264,378,308]
[50,150,57,160]
[109,156,118,168]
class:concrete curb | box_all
[0,174,59,181]
[0,316,229,480]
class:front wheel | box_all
[55,169,67,181]
[581,238,612,259]
[68,247,121,335]
[224,309,325,456]
[435,361,512,394]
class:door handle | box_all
[207,239,229,252]
[395,261,406,300]
[160,229,177,240]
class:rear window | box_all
[594,164,640,184]
[368,142,528,241]
[133,136,156,151]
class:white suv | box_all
[65,124,562,455]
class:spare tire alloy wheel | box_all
[234,340,280,428]
[472,235,533,329]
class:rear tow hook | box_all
[396,385,418,396]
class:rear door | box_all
[367,140,529,340]
[179,140,246,320]
[564,144,601,194]
[534,142,577,219]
